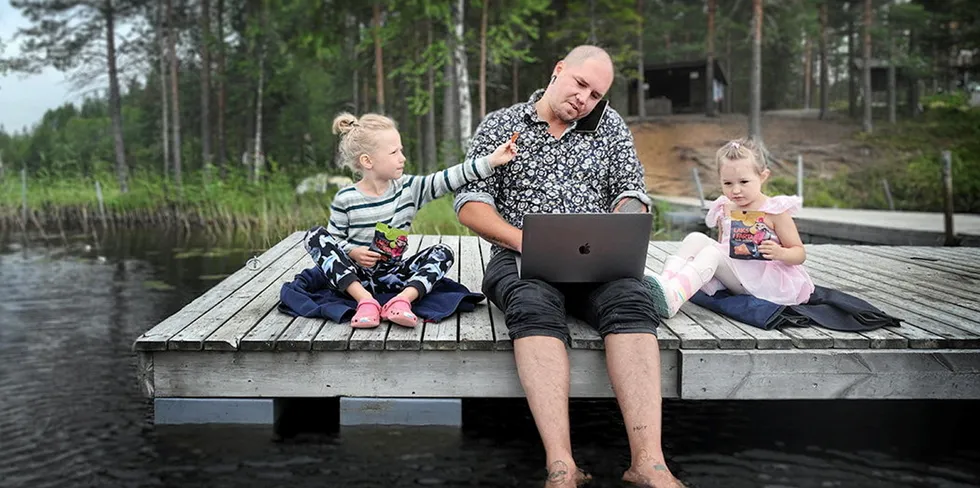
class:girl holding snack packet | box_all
[643,137,814,318]
[304,112,518,328]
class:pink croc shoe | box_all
[350,298,381,328]
[382,296,420,328]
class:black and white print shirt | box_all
[453,89,651,251]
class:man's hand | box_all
[348,246,382,268]
[614,197,648,213]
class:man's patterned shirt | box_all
[453,89,651,253]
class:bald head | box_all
[562,45,614,71]
[539,45,615,124]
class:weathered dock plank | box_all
[457,236,494,350]
[239,304,295,351]
[817,246,980,307]
[681,349,980,399]
[804,252,977,348]
[204,256,312,351]
[133,230,304,351]
[152,349,680,399]
[806,253,980,338]
[858,245,980,277]
[276,316,326,351]
[678,303,757,349]
[477,238,513,351]
[807,246,980,335]
[167,244,310,351]
[568,316,604,350]
[311,321,353,351]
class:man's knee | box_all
[483,251,570,343]
[504,280,570,342]
[589,278,660,337]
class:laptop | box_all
[517,212,653,283]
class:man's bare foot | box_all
[544,460,592,487]
[622,467,686,488]
[622,450,685,488]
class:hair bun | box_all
[332,113,359,136]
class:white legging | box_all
[671,232,747,295]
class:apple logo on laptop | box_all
[578,242,591,255]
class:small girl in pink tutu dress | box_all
[644,137,815,318]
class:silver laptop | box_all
[517,213,653,283]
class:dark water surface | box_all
[1,230,978,488]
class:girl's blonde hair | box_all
[332,112,398,173]
[715,136,770,175]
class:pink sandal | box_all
[350,298,381,328]
[382,296,420,328]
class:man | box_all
[454,45,684,488]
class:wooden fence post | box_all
[95,181,108,230]
[941,150,956,246]
[692,167,706,210]
[881,179,895,211]
[796,155,804,199]
[21,168,28,232]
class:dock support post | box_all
[273,397,340,439]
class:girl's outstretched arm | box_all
[408,139,515,209]
[760,212,806,265]
[406,156,492,209]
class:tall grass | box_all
[0,165,476,236]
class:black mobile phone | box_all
[574,99,609,133]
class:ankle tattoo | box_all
[547,460,570,484]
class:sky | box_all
[0,1,80,134]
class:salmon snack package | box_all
[729,210,773,260]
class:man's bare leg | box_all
[513,336,591,487]
[604,333,684,487]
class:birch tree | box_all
[453,0,473,148]
[750,0,763,138]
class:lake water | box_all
[1,229,977,488]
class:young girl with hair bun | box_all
[304,112,517,328]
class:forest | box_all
[0,0,977,233]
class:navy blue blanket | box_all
[279,267,486,323]
[690,285,902,332]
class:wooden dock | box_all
[653,194,980,246]
[133,232,980,402]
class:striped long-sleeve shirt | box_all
[326,156,495,252]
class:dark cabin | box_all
[850,58,910,92]
[629,59,729,116]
